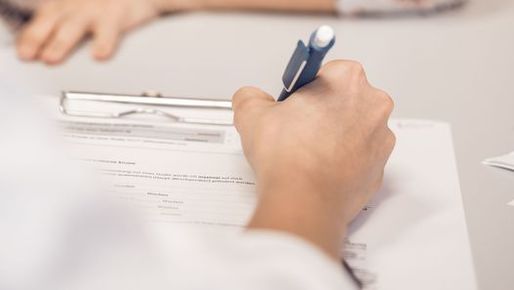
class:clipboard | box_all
[60,91,233,126]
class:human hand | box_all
[233,60,395,257]
[16,0,200,64]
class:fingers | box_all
[15,0,160,64]
[16,2,122,64]
[17,8,60,61]
[232,86,275,135]
[40,18,89,64]
[91,19,122,61]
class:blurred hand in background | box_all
[15,0,335,65]
[16,0,175,64]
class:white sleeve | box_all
[223,231,360,290]
[151,228,360,290]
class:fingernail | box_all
[93,42,114,60]
[18,45,35,60]
[94,48,110,60]
[42,51,61,65]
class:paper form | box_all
[61,119,256,227]
[52,100,477,290]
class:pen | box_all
[278,25,336,102]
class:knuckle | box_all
[338,60,366,79]
[326,59,364,72]
[322,60,368,91]
[232,109,245,131]
[348,62,367,86]
[383,92,395,110]
[325,59,364,77]
[235,86,256,98]
[346,60,365,74]
[233,110,243,131]
[324,59,346,71]
[376,90,394,114]
[232,87,256,113]
[386,129,396,150]
[322,60,345,78]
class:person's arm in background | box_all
[234,60,395,258]
[16,0,335,65]
[15,0,465,65]
[169,0,335,13]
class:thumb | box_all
[232,86,275,135]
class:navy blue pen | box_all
[278,25,336,102]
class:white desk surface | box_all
[1,0,513,289]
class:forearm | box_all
[155,0,336,13]
[247,182,347,260]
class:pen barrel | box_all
[296,46,328,87]
[278,46,330,102]
[289,45,332,96]
[278,28,335,102]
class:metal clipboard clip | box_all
[60,91,234,126]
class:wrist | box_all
[260,180,352,227]
[248,179,349,258]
